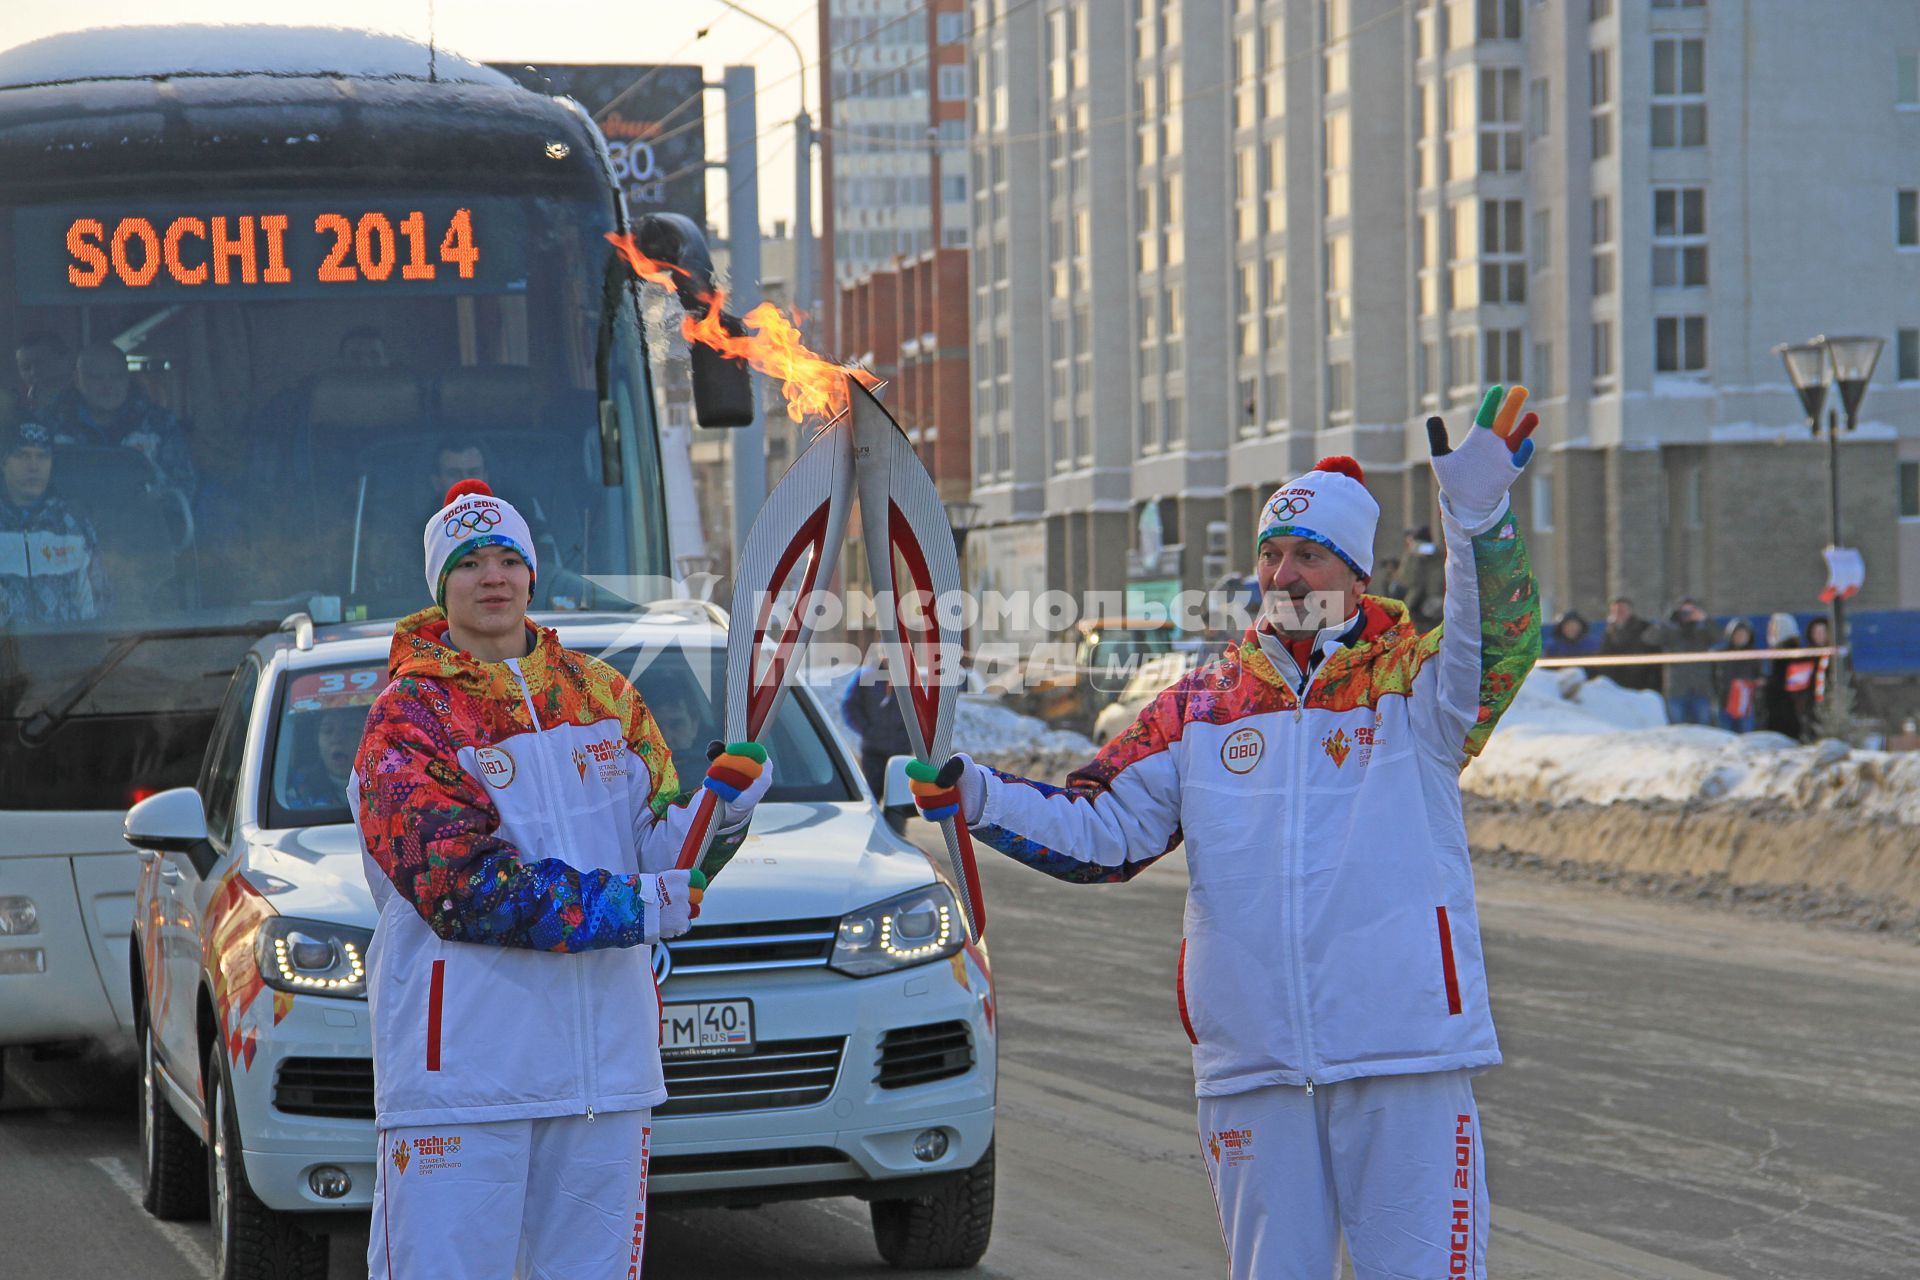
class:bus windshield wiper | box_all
[16,622,279,748]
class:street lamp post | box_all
[1774,334,1883,737]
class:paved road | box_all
[3,851,1915,1278]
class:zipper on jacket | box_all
[1305,1079,1315,1096]
[508,658,600,1121]
[1285,660,1331,1084]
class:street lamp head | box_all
[1818,334,1883,422]
[1773,341,1829,428]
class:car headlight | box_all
[254,917,371,999]
[830,884,963,978]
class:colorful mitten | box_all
[905,755,986,825]
[1426,384,1538,527]
[702,740,771,826]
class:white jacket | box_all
[351,608,719,1129]
[972,504,1540,1097]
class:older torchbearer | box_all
[909,387,1543,1279]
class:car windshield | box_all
[266,643,856,829]
[2,189,669,808]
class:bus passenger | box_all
[0,418,107,625]
[13,330,79,424]
[63,340,198,498]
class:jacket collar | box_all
[388,605,562,703]
[1241,596,1411,694]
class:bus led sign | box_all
[63,208,481,291]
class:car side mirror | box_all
[882,754,917,820]
[125,787,216,877]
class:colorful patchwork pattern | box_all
[355,607,688,952]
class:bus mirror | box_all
[690,321,756,428]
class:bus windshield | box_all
[0,189,670,808]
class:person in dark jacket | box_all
[1598,596,1663,693]
[1796,616,1836,738]
[1543,608,1598,659]
[1760,612,1808,739]
[842,652,914,808]
[1399,526,1445,631]
[1710,618,1764,733]
[1661,598,1717,725]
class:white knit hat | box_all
[1255,455,1379,578]
[423,480,537,607]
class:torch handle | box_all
[674,788,723,873]
[939,811,988,942]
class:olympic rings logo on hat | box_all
[1269,495,1311,520]
[443,507,502,537]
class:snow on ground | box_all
[802,665,1097,760]
[1468,667,1920,825]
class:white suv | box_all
[125,606,998,1279]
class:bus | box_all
[0,25,747,1073]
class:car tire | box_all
[140,1025,209,1220]
[870,1139,995,1271]
[206,1041,329,1280]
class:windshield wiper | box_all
[16,622,279,748]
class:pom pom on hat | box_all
[443,478,494,504]
[1313,455,1366,485]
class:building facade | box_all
[820,0,972,350]
[966,0,1920,636]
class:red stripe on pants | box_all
[426,959,445,1071]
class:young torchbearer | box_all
[909,387,1542,1280]
[351,479,770,1278]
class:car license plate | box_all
[659,999,754,1059]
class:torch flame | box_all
[608,232,879,428]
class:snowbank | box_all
[803,666,1096,763]
[1468,669,1920,826]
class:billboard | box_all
[493,64,707,230]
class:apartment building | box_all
[966,0,1920,632]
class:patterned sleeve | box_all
[969,682,1187,884]
[353,681,651,951]
[1412,504,1542,764]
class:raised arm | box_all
[1412,385,1544,765]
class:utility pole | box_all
[724,64,765,558]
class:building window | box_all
[938,12,966,44]
[1263,368,1288,432]
[1266,137,1287,231]
[1327,360,1353,415]
[1165,395,1186,446]
[1653,187,1708,287]
[1325,110,1351,219]
[1528,76,1550,139]
[1591,195,1614,296]
[1901,461,1920,518]
[1531,340,1553,397]
[1531,469,1554,531]
[1449,331,1477,396]
[1592,319,1615,390]
[1656,315,1708,373]
[1589,49,1613,158]
[1418,210,1440,315]
[1590,0,1611,19]
[1897,327,1919,381]
[1139,397,1160,455]
[939,64,968,101]
[1324,0,1350,95]
[1900,190,1920,247]
[1418,339,1440,401]
[1900,52,1920,107]
[1479,66,1523,173]
[1326,233,1352,337]
[1477,0,1521,41]
[1532,208,1551,272]
[1483,328,1523,384]
[1652,38,1706,148]
[1481,198,1526,303]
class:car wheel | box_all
[206,1041,329,1280]
[870,1139,995,1270]
[140,1024,209,1220]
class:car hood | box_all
[244,802,938,930]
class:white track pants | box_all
[368,1109,653,1280]
[1197,1071,1489,1280]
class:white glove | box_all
[644,870,703,942]
[702,741,773,828]
[907,752,989,826]
[1427,384,1538,529]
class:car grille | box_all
[274,1056,375,1120]
[651,1147,854,1177]
[874,1021,973,1090]
[661,918,837,974]
[657,1036,846,1117]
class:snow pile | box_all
[1467,669,1920,824]
[802,666,1096,760]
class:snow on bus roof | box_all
[0,25,517,91]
